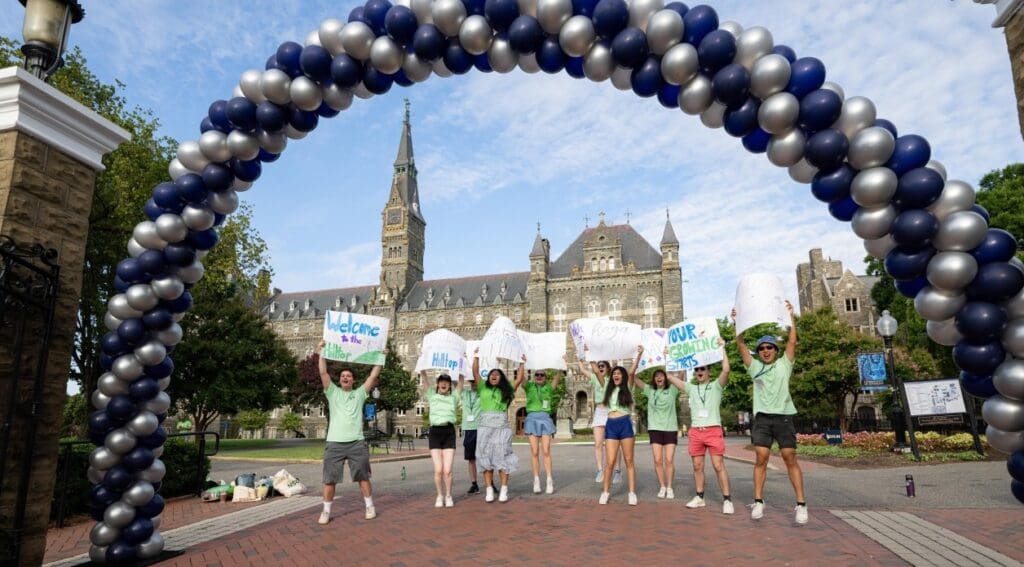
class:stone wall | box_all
[1006,11,1024,140]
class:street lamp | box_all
[18,0,85,82]
[875,310,921,460]
[371,387,381,434]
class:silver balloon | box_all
[749,54,791,99]
[518,0,537,17]
[561,15,596,58]
[104,312,123,332]
[176,260,206,285]
[98,372,130,397]
[133,221,167,251]
[168,158,192,181]
[820,81,845,100]
[628,0,663,31]
[583,42,614,81]
[994,359,1024,401]
[323,83,354,110]
[914,286,966,321]
[157,377,171,391]
[112,354,144,381]
[156,323,184,347]
[982,395,1024,432]
[926,317,962,347]
[89,545,108,563]
[143,391,172,415]
[927,180,976,221]
[933,211,988,252]
[411,0,434,23]
[700,102,727,129]
[108,294,142,320]
[718,20,742,39]
[89,446,120,470]
[104,501,136,529]
[123,481,156,507]
[757,92,799,135]
[851,205,896,239]
[646,10,683,55]
[766,129,806,167]
[198,130,231,163]
[87,465,105,484]
[136,458,167,483]
[788,159,818,184]
[260,69,292,105]
[172,312,186,323]
[610,65,632,90]
[91,390,111,411]
[679,75,713,114]
[150,514,162,531]
[176,140,209,173]
[127,238,145,259]
[105,428,137,455]
[151,276,184,301]
[926,251,978,291]
[847,126,895,170]
[985,424,1024,454]
[431,59,453,78]
[369,37,404,75]
[232,85,245,99]
[1011,257,1024,275]
[209,189,239,215]
[90,522,120,546]
[340,21,375,60]
[834,96,876,140]
[126,284,159,312]
[127,411,160,437]
[290,76,324,111]
[319,18,347,55]
[459,15,493,55]
[137,532,166,560]
[735,26,773,70]
[519,53,541,74]
[537,0,572,34]
[135,340,167,366]
[850,167,897,208]
[1002,318,1024,357]
[305,29,322,48]
[432,0,467,36]
[488,37,518,73]
[182,204,216,231]
[660,42,698,86]
[257,130,288,154]
[227,130,260,161]
[926,159,948,181]
[233,178,254,192]
[155,214,188,244]
[865,234,898,260]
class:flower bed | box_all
[796,431,989,453]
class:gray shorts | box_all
[323,440,371,484]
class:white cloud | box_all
[270,240,381,292]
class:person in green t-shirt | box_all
[633,344,681,500]
[419,370,464,509]
[598,348,643,506]
[461,379,481,495]
[576,350,623,485]
[471,348,525,503]
[520,355,568,495]
[733,300,807,525]
[316,339,384,525]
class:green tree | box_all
[235,410,269,435]
[977,163,1024,258]
[278,411,304,438]
[60,393,88,439]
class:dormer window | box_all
[350,296,358,308]
[426,288,434,302]
[500,281,507,296]
[289,300,298,311]
[335,296,343,309]
[481,283,488,298]
[269,302,277,314]
[304,299,313,311]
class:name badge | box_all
[542,400,550,410]
[467,415,475,422]
[698,409,710,419]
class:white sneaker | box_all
[657,487,666,499]
[318,511,330,525]
[723,500,735,515]
[485,486,495,503]
[685,495,706,509]
[612,470,622,484]
[666,487,675,500]
[533,477,541,494]
[628,492,638,506]
[445,495,454,508]
[546,478,554,494]
[364,506,376,520]
[599,491,610,505]
[499,486,509,502]
[435,495,444,508]
[795,504,809,524]
[595,469,603,483]
[750,502,765,520]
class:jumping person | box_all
[462,368,481,495]
[472,349,524,503]
[733,301,807,524]
[598,349,643,505]
[633,346,679,500]
[316,339,383,524]
[522,357,566,494]
[579,351,622,485]
[420,371,461,508]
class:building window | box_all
[397,426,406,434]
[436,313,445,327]
[513,309,522,323]
[591,258,598,271]
[302,406,311,417]
[587,299,600,318]
[418,315,426,328]
[456,312,464,325]
[475,312,483,324]
[399,318,408,329]
[319,405,326,418]
[397,409,406,417]
[415,405,424,416]
[607,298,621,321]
[845,298,860,312]
[414,427,422,437]
[600,258,607,271]
[553,303,567,332]
[608,258,615,270]
[398,342,409,355]
[643,296,658,328]
[292,324,300,336]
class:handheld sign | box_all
[415,329,466,378]
[637,328,668,370]
[666,317,723,371]
[734,273,790,335]
[480,316,523,362]
[569,318,602,359]
[518,331,567,370]
[584,320,642,362]
[465,340,498,381]
[322,311,389,365]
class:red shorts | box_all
[688,426,725,457]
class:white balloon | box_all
[926,160,948,181]
[257,130,288,154]
[151,276,185,301]
[537,0,573,35]
[645,9,683,55]
[168,158,192,181]
[582,42,614,82]
[560,15,596,58]
[734,26,773,70]
[182,204,216,231]
[933,211,988,252]
[126,284,159,312]
[749,54,791,99]
[718,20,742,39]
[788,159,818,184]
[459,15,494,56]
[401,52,433,82]
[820,81,845,101]
[700,102,727,129]
[488,37,518,74]
[834,96,876,140]
[628,0,664,31]
[209,189,239,215]
[323,83,355,110]
[304,29,322,47]
[767,129,806,167]
[926,317,962,346]
[927,180,976,222]
[864,234,897,260]
[518,53,541,74]
[108,294,142,320]
[127,238,145,259]
[104,312,123,332]
[432,0,467,36]
[370,37,405,75]
[290,76,324,111]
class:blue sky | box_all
[2,1,1021,319]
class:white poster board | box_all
[666,317,723,371]
[734,273,790,335]
[465,340,498,381]
[905,379,967,417]
[518,331,567,370]
[569,318,603,359]
[637,328,668,371]
[584,320,642,362]
[480,316,523,362]
[415,329,466,378]
[321,311,390,365]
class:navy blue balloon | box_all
[873,118,897,138]
[955,301,1008,342]
[230,158,262,182]
[893,167,943,210]
[117,318,147,345]
[697,29,735,75]
[828,195,859,222]
[113,276,130,293]
[90,484,120,508]
[330,54,363,88]
[142,308,173,331]
[960,371,998,399]
[163,243,197,267]
[1008,450,1024,482]
[971,204,990,224]
[364,67,395,93]
[573,0,599,16]
[1013,480,1024,505]
[198,117,218,134]
[276,42,303,75]
[143,198,163,221]
[129,377,160,402]
[288,107,319,132]
[723,98,759,137]
[106,541,139,565]
[101,332,127,356]
[884,246,934,280]
[443,41,474,74]
[137,249,166,277]
[682,4,718,46]
[107,395,137,421]
[89,410,116,436]
[953,339,1005,375]
[144,356,175,379]
[138,493,165,518]
[213,213,226,227]
[140,427,168,449]
[785,57,825,99]
[225,97,258,131]
[265,54,285,74]
[474,53,494,72]
[742,128,771,153]
[124,446,156,472]
[967,262,1024,302]
[972,229,1017,265]
[890,209,939,249]
[413,25,446,61]
[610,27,648,68]
[174,173,208,205]
[208,100,231,131]
[152,182,181,209]
[100,353,114,371]
[124,517,155,545]
[256,101,288,132]
[508,16,545,54]
[485,0,521,33]
[628,56,661,97]
[886,134,931,177]
[187,228,220,251]
[798,89,842,132]
[299,45,332,82]
[116,258,145,284]
[566,56,585,78]
[664,1,689,18]
[259,147,282,162]
[318,98,343,116]
[592,0,629,38]
[657,83,681,109]
[464,0,486,15]
[712,63,749,107]
[163,290,193,314]
[201,163,234,193]
[538,37,567,73]
[385,5,418,43]
[364,0,393,36]
[895,276,928,298]
[804,128,849,170]
[771,44,796,63]
[104,465,134,491]
[349,6,370,25]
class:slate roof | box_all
[549,224,662,277]
[263,285,377,321]
[661,219,678,245]
[825,275,880,294]
[530,233,546,257]
[400,272,529,311]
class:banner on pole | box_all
[856,353,888,392]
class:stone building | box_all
[261,103,684,437]
[975,0,1024,140]
[796,248,880,334]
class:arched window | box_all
[455,312,464,326]
[553,302,567,332]
[587,299,600,318]
[513,309,522,323]
[475,312,483,324]
[436,313,445,327]
[607,298,621,321]
[643,296,658,328]
[608,258,615,270]
[591,258,598,271]
[418,315,426,328]
[600,258,607,271]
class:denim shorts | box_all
[605,415,635,440]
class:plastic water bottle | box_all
[401,466,406,481]
[905,474,915,497]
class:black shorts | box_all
[649,429,678,445]
[429,424,456,450]
[463,429,477,461]
[751,413,797,449]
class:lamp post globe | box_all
[18,0,85,81]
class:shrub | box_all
[796,433,827,446]
[574,428,593,436]
[938,432,983,451]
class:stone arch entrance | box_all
[575,391,589,422]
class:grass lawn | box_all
[217,439,285,451]
[217,438,391,460]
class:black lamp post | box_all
[18,0,85,82]
[372,386,381,434]
[875,310,921,460]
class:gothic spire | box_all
[661,210,678,246]
[394,98,414,168]
[391,99,422,221]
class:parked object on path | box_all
[202,483,233,502]
[273,468,307,497]
[232,485,260,502]
[905,474,916,497]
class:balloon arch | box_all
[84,0,1024,562]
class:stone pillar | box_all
[0,66,129,566]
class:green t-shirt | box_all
[324,382,367,443]
[461,388,481,430]
[747,356,797,416]
[590,373,606,407]
[477,379,509,412]
[524,381,554,413]
[426,389,459,426]
[606,386,632,415]
[643,383,679,432]
[685,380,724,427]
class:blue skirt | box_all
[524,411,556,437]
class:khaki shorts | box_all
[323,440,371,484]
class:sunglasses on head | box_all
[758,345,777,352]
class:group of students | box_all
[314,300,808,526]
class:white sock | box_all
[534,476,540,483]
[322,501,332,513]
[364,496,373,508]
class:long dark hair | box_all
[602,365,633,408]
[485,368,514,405]
[650,369,669,390]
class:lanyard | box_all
[696,382,713,407]
[752,362,776,381]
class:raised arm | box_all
[362,347,386,394]
[513,355,527,390]
[784,300,797,362]
[629,345,644,388]
[472,348,480,382]
[732,307,753,367]
[553,355,567,391]
[717,338,731,387]
[419,370,429,391]
[665,370,688,391]
[317,340,332,390]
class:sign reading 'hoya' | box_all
[322,311,390,365]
